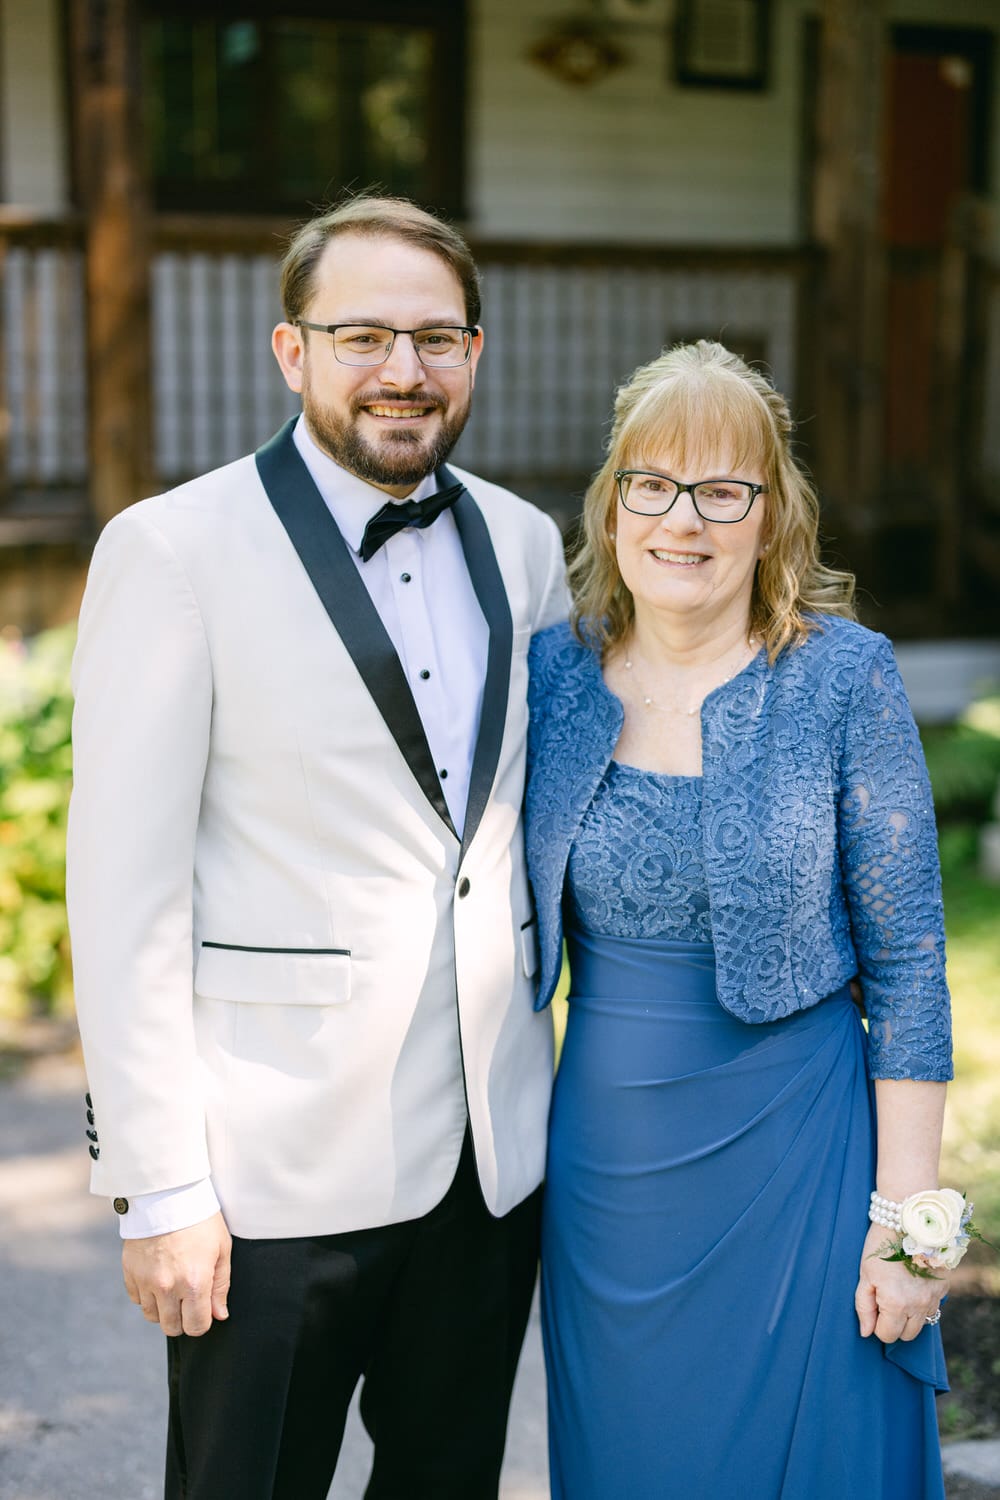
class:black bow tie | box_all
[359,482,464,562]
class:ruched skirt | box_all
[541,930,947,1500]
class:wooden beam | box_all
[932,200,995,614]
[0,238,8,508]
[811,0,887,604]
[68,0,152,526]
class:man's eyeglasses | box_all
[295,322,478,368]
[614,470,769,524]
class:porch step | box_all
[894,641,1000,724]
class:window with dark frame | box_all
[140,1,466,216]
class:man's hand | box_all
[122,1211,232,1337]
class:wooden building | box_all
[0,0,997,636]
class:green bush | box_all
[921,697,1000,823]
[0,625,75,1021]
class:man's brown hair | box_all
[279,193,482,327]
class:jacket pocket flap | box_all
[195,944,351,1006]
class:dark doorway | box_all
[879,25,993,617]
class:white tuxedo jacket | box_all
[67,421,567,1238]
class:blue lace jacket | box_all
[526,616,952,1081]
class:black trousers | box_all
[164,1134,541,1500]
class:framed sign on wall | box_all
[674,0,770,90]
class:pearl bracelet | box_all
[868,1191,903,1230]
[868,1188,983,1278]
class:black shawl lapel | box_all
[255,419,457,839]
[443,467,514,858]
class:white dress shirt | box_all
[117,416,489,1237]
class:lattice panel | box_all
[153,253,299,482]
[454,262,798,483]
[3,247,88,485]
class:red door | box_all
[879,27,990,613]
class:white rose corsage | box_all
[869,1188,992,1278]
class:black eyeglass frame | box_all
[614,469,769,524]
[294,321,479,367]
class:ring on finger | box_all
[924,1308,942,1325]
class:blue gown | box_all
[542,763,947,1500]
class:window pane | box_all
[144,20,262,193]
[144,16,441,212]
[272,22,432,204]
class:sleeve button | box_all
[113,1197,129,1215]
[89,1144,100,1161]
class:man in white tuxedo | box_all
[66,194,567,1499]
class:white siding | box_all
[469,0,805,244]
[468,0,1000,249]
[0,0,67,209]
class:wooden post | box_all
[811,0,887,610]
[959,200,995,509]
[932,231,966,612]
[0,237,8,508]
[68,0,152,525]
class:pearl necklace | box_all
[623,637,759,716]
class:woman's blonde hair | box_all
[570,340,856,659]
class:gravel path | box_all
[0,1051,546,1500]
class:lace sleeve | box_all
[837,635,952,1080]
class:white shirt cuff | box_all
[114,1178,221,1239]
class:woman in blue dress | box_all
[526,341,954,1498]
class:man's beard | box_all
[302,377,473,488]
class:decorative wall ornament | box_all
[603,0,667,18]
[530,20,628,87]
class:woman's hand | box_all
[854,1222,948,1342]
